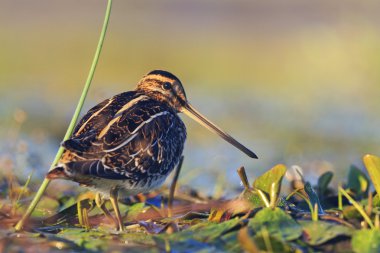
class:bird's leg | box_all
[109,187,124,231]
[95,192,114,221]
[77,192,96,230]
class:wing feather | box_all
[60,92,186,181]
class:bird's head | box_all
[136,70,187,112]
[137,70,258,159]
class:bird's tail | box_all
[46,165,69,180]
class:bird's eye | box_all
[163,82,171,90]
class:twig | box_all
[237,166,251,190]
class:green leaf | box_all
[363,154,380,196]
[240,164,287,208]
[57,227,157,251]
[121,202,148,221]
[253,164,287,198]
[253,233,294,253]
[343,205,364,220]
[220,230,244,253]
[57,196,77,212]
[352,229,380,253]
[317,171,333,197]
[239,189,266,208]
[31,196,60,218]
[299,220,353,246]
[248,207,302,241]
[157,219,246,252]
[304,182,324,215]
[167,218,244,243]
[373,194,380,207]
[58,228,108,251]
[347,165,369,197]
[223,229,295,253]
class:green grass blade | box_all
[339,187,374,229]
[15,172,33,206]
[14,0,113,231]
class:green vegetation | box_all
[1,154,380,252]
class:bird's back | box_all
[56,91,187,190]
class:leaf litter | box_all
[1,154,380,252]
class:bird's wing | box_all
[98,109,184,180]
[60,98,185,180]
[61,93,176,158]
[61,91,143,155]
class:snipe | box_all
[47,70,257,231]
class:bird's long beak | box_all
[182,103,258,159]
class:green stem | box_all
[339,187,374,229]
[293,191,314,216]
[269,182,278,209]
[338,183,343,211]
[12,172,33,216]
[312,203,319,221]
[14,0,113,231]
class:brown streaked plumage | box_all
[47,70,257,231]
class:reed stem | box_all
[14,0,113,231]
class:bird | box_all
[46,70,257,231]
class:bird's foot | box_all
[77,192,97,230]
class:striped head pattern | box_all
[138,70,258,159]
[136,70,187,112]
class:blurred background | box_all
[1,0,380,195]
